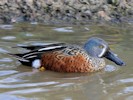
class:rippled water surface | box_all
[0,23,133,100]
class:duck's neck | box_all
[88,57,106,72]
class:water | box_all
[0,23,133,100]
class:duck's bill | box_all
[104,50,126,66]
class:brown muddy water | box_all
[0,23,133,100]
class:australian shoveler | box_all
[8,37,125,72]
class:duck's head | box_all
[84,37,125,66]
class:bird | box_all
[8,37,125,73]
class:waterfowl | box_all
[9,37,125,72]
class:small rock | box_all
[98,11,111,21]
[84,10,92,17]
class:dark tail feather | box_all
[7,53,29,62]
[8,53,23,57]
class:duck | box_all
[8,37,125,72]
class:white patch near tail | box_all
[32,59,41,68]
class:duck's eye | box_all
[99,45,104,49]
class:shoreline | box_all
[0,0,133,24]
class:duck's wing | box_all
[8,43,67,67]
[13,43,66,50]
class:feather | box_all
[7,53,29,62]
[8,44,67,67]
[13,43,66,50]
